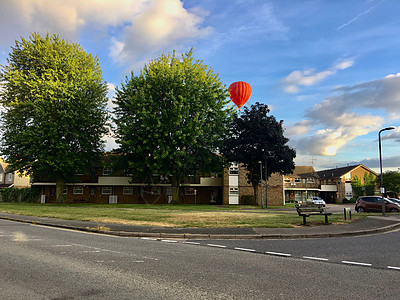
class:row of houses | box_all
[20,159,375,205]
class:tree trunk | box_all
[253,184,259,206]
[55,178,65,203]
[171,176,181,204]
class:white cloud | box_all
[0,0,211,68]
[281,59,354,93]
[289,73,400,156]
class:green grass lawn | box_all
[0,203,358,228]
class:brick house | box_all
[222,162,284,206]
[0,158,31,189]
[316,164,378,203]
[33,160,224,204]
[283,166,319,203]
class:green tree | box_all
[378,171,400,195]
[221,102,296,205]
[113,50,234,203]
[0,33,108,203]
[363,172,376,196]
[351,175,363,199]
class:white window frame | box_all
[102,187,113,195]
[123,187,133,195]
[8,173,13,181]
[63,187,68,194]
[103,168,113,176]
[229,187,239,195]
[284,178,290,183]
[185,188,196,195]
[73,186,83,195]
[151,187,161,195]
[294,178,301,183]
[229,163,239,175]
[307,177,315,183]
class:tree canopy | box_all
[113,49,234,202]
[379,171,400,195]
[221,102,296,204]
[0,33,108,202]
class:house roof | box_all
[288,166,317,177]
[316,164,377,179]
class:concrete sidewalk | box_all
[1,211,400,239]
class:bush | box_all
[342,197,356,204]
[241,195,256,205]
[0,187,40,203]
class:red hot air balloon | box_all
[228,81,252,109]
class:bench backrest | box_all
[295,204,326,214]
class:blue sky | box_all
[1,0,399,172]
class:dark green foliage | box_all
[378,171,400,194]
[221,102,296,204]
[351,175,363,199]
[0,33,108,202]
[113,49,234,202]
[363,172,376,196]
[0,187,40,202]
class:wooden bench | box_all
[295,203,332,225]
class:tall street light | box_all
[259,161,264,208]
[379,126,396,216]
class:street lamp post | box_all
[379,126,396,216]
[259,161,264,208]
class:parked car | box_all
[307,197,326,206]
[355,196,400,213]
[389,198,400,205]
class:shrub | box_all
[241,195,256,205]
[0,187,40,203]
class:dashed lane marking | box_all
[207,244,227,248]
[387,266,400,270]
[303,256,329,261]
[266,251,292,257]
[342,260,372,267]
[235,247,256,252]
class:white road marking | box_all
[387,266,400,270]
[266,251,292,257]
[303,256,329,261]
[342,261,372,267]
[161,240,178,243]
[235,247,256,252]
[141,237,158,241]
[207,244,227,248]
[184,241,200,245]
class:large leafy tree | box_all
[221,102,296,205]
[113,50,234,202]
[0,33,108,202]
[378,171,400,195]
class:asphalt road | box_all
[1,219,400,299]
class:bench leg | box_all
[324,214,329,224]
[302,215,307,226]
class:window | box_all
[151,187,161,195]
[185,188,196,195]
[0,173,3,182]
[73,186,83,195]
[229,163,239,175]
[102,187,113,195]
[294,178,301,183]
[63,187,68,194]
[103,168,113,175]
[123,187,133,195]
[307,178,315,183]
[284,178,291,183]
[302,179,306,184]
[229,187,239,195]
[8,173,13,181]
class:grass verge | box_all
[0,203,360,228]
